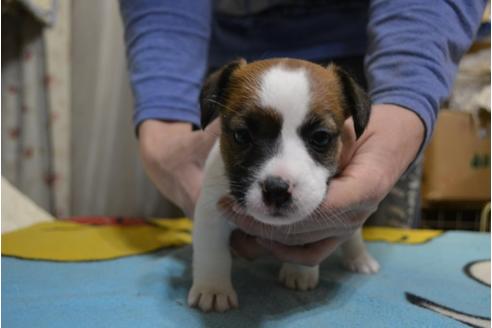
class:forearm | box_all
[366,0,486,148]
[119,0,212,131]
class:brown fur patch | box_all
[214,58,350,175]
[220,58,346,128]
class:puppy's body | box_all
[189,59,379,312]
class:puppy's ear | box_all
[331,65,371,139]
[200,59,246,129]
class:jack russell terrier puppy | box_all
[188,58,379,312]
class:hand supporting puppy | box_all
[139,119,220,219]
[222,104,425,266]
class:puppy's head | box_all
[201,58,370,226]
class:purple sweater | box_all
[119,0,486,145]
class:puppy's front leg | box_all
[341,228,380,274]
[279,263,319,291]
[188,207,237,312]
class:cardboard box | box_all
[422,110,490,203]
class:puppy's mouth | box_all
[245,202,306,226]
[227,176,331,226]
[269,210,285,217]
[265,206,295,219]
[233,198,288,215]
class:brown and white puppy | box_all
[189,58,379,313]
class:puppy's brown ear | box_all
[332,65,371,139]
[200,59,246,128]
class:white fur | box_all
[341,228,380,274]
[188,142,238,312]
[189,141,379,313]
[189,64,378,313]
[258,66,310,126]
[279,263,319,291]
[245,65,330,225]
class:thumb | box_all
[202,118,221,141]
[230,230,269,260]
[195,119,221,166]
[320,160,384,224]
[338,118,357,169]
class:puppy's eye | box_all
[233,129,251,145]
[309,129,331,148]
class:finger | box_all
[286,151,383,235]
[230,230,269,260]
[321,176,379,225]
[218,191,368,246]
[339,118,357,169]
[270,225,358,245]
[194,119,221,164]
[320,144,388,220]
[218,195,357,244]
[257,237,342,267]
[202,118,221,140]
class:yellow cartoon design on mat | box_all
[2,218,192,261]
[363,227,442,244]
[2,218,442,262]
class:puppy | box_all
[188,58,379,312]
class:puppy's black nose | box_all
[261,176,292,208]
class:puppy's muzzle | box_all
[260,176,292,209]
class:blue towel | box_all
[2,231,490,327]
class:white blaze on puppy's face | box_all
[188,59,373,313]
[243,65,332,225]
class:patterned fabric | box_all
[1,217,441,261]
[2,227,490,327]
[2,217,193,261]
[1,0,70,216]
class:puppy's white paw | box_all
[188,283,238,312]
[343,252,380,274]
[279,263,319,291]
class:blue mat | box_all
[2,231,490,327]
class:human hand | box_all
[138,119,220,218]
[221,105,425,266]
